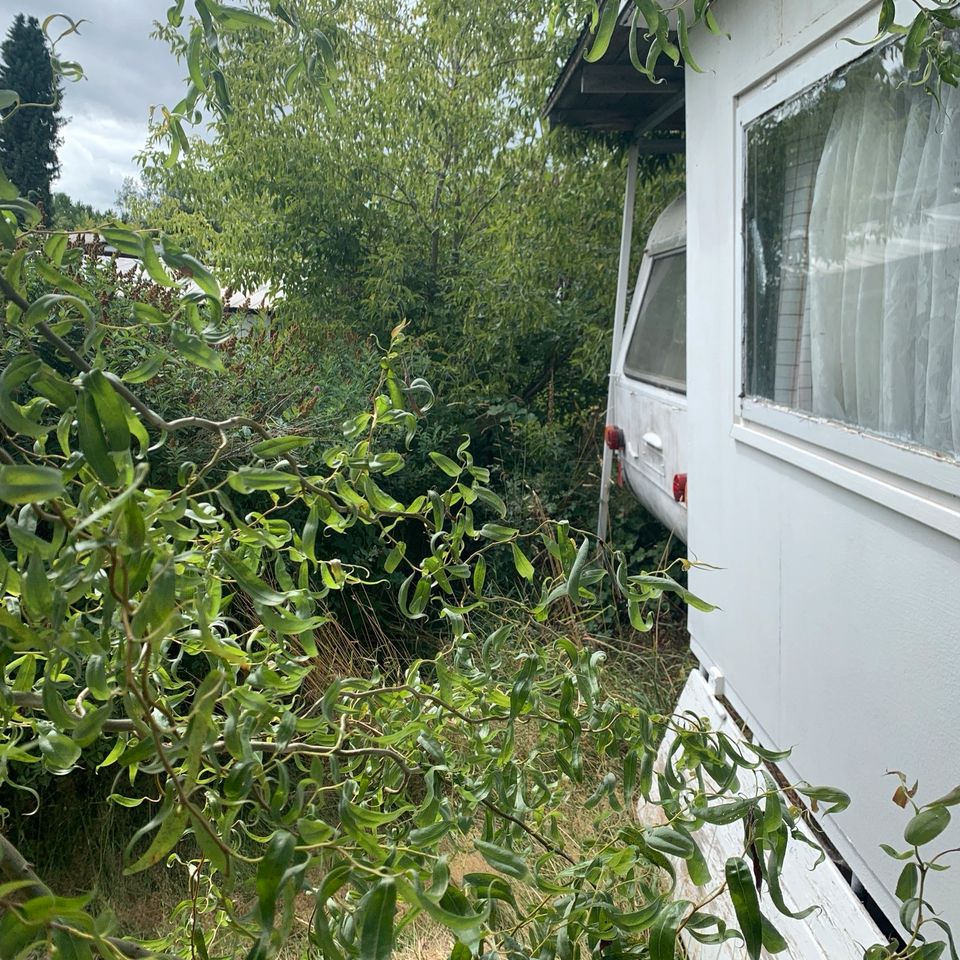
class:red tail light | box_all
[673,473,687,503]
[604,425,625,451]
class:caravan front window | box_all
[744,38,960,461]
[623,252,686,392]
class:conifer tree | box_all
[0,14,62,219]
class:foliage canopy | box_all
[0,4,954,960]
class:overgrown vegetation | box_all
[139,0,683,545]
[0,4,956,960]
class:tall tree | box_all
[149,0,681,523]
[0,14,62,219]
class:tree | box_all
[48,191,111,230]
[0,14,62,220]
[146,0,682,534]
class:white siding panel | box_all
[684,0,960,934]
[644,670,884,959]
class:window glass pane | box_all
[623,252,686,391]
[745,38,960,460]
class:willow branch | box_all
[8,692,415,775]
[479,798,575,865]
[0,272,317,486]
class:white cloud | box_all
[57,114,148,210]
[0,1,185,208]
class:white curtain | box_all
[803,72,960,457]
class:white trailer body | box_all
[685,0,960,933]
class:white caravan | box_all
[604,195,687,538]
[548,0,960,955]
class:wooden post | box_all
[597,139,639,541]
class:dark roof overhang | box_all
[544,2,685,153]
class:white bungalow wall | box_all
[683,0,960,935]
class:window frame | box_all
[733,14,960,536]
[619,246,688,396]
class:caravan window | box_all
[745,38,960,461]
[623,252,686,392]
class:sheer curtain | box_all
[802,72,960,458]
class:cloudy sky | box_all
[0,2,185,210]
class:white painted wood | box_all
[598,140,640,540]
[641,670,884,959]
[683,0,960,935]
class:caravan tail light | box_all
[604,425,625,451]
[673,473,687,503]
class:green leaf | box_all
[219,553,290,606]
[77,390,118,485]
[473,486,507,516]
[140,238,176,287]
[903,11,928,71]
[255,830,296,929]
[186,30,207,90]
[725,857,762,960]
[39,725,81,771]
[408,820,452,846]
[132,563,177,635]
[478,523,518,542]
[30,367,76,409]
[878,0,896,33]
[928,785,960,808]
[82,370,129,452]
[384,541,406,573]
[24,292,93,329]
[72,704,112,748]
[880,843,915,861]
[0,168,17,202]
[904,805,951,846]
[185,669,224,782]
[648,899,690,960]
[133,302,169,326]
[645,826,695,859]
[210,3,276,32]
[473,840,530,881]
[162,246,221,300]
[0,355,51,438]
[704,7,726,38]
[566,534,590,599]
[429,451,462,477]
[676,8,703,72]
[228,466,299,493]
[124,796,190,874]
[584,0,618,63]
[122,352,166,384]
[52,927,96,960]
[101,227,142,256]
[258,604,328,636]
[797,784,850,814]
[252,435,312,457]
[511,542,534,581]
[472,555,486,594]
[760,914,788,954]
[0,465,65,504]
[35,260,96,302]
[359,879,397,960]
[895,862,919,902]
[171,328,225,372]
